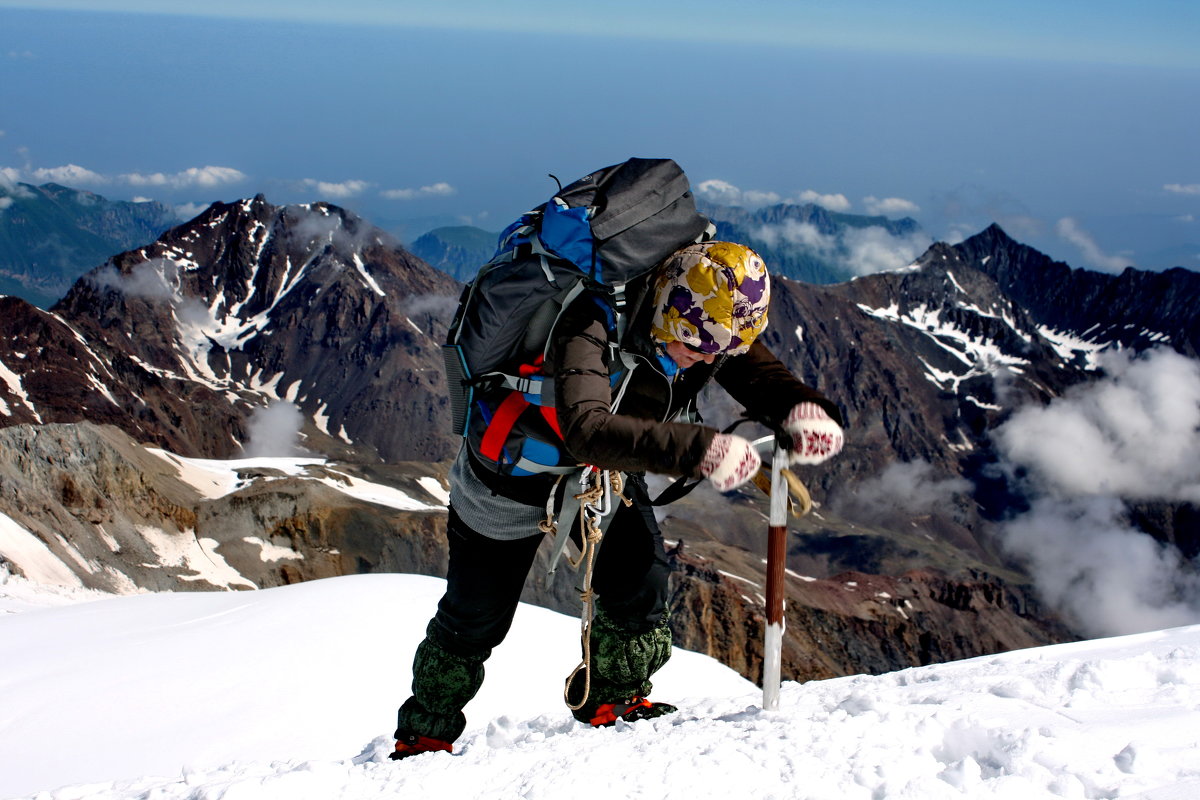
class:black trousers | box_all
[430,474,671,659]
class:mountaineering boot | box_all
[389,731,453,761]
[587,696,678,727]
[393,621,490,757]
[565,605,675,725]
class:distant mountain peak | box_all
[954,222,1200,358]
[0,182,178,308]
[0,195,461,461]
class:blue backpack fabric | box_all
[443,157,712,477]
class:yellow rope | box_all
[562,470,630,710]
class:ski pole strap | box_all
[649,474,700,507]
[650,415,772,506]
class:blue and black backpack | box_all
[444,157,713,477]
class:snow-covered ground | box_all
[2,571,1199,799]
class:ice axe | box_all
[749,433,813,710]
[749,435,812,517]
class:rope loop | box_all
[563,468,611,710]
[610,471,632,508]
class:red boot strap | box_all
[589,697,653,727]
[395,735,453,755]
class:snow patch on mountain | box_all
[0,358,38,420]
[242,535,305,564]
[314,468,445,512]
[352,252,385,296]
[146,449,448,511]
[1037,324,1112,369]
[417,476,450,505]
[0,511,83,588]
[857,300,1030,392]
[138,525,256,590]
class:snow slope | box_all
[2,571,1199,799]
[0,571,750,798]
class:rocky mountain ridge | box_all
[2,195,459,462]
[959,224,1200,358]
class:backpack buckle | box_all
[472,374,505,395]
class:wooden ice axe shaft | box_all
[754,441,815,710]
[762,446,789,710]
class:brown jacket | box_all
[549,288,843,480]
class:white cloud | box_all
[91,259,179,301]
[180,166,246,188]
[30,164,107,185]
[287,204,378,251]
[3,163,246,194]
[863,195,920,216]
[381,181,456,201]
[995,349,1200,503]
[1002,496,1200,638]
[753,220,837,252]
[695,179,741,206]
[0,197,12,213]
[942,224,978,246]
[796,189,851,212]
[303,178,370,199]
[994,349,1200,637]
[842,226,932,276]
[694,179,779,208]
[120,173,169,187]
[1055,217,1132,272]
[742,188,782,206]
[752,220,931,276]
[0,169,35,200]
[175,202,210,220]
[699,181,859,212]
[1164,183,1200,195]
[0,166,20,189]
[122,166,247,190]
[832,459,970,525]
[243,401,309,457]
[1175,214,1195,223]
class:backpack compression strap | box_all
[478,388,577,476]
[479,391,561,461]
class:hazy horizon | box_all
[1,3,1197,272]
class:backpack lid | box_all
[555,158,709,283]
[584,159,694,241]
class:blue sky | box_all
[1,1,1198,271]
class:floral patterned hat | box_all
[650,241,770,355]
